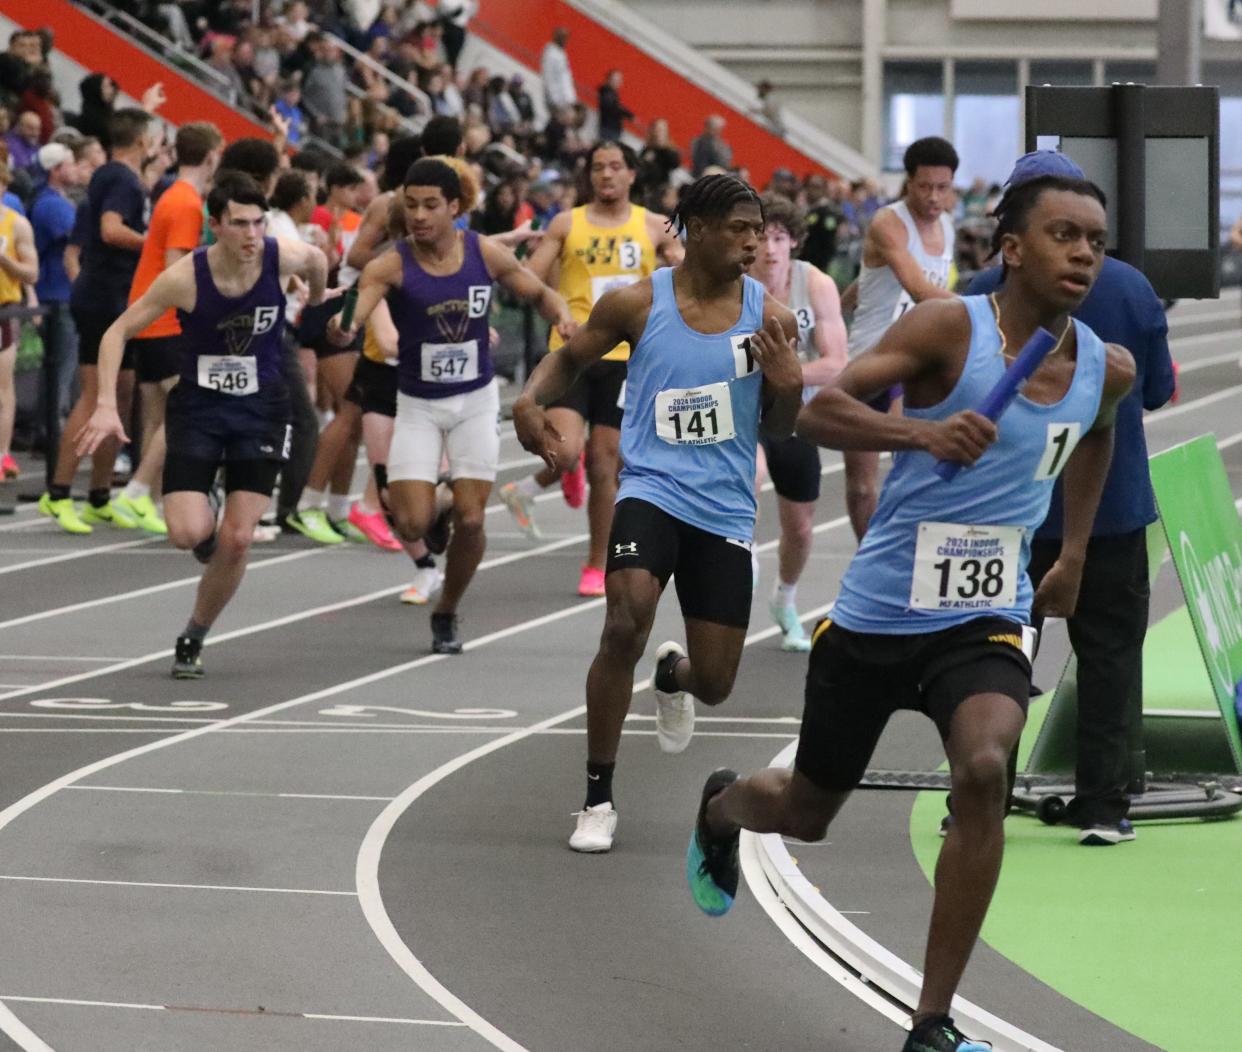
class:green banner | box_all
[1149,434,1242,771]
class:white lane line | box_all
[0,548,322,633]
[1175,349,1241,373]
[0,532,588,703]
[302,1013,465,1026]
[0,655,134,662]
[67,785,395,802]
[1145,383,1242,423]
[0,995,465,1026]
[0,536,160,577]
[0,874,355,896]
[354,602,834,1052]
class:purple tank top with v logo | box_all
[389,231,494,400]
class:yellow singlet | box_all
[548,204,657,361]
[362,317,395,366]
[0,208,22,306]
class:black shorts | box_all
[163,384,291,497]
[550,358,626,430]
[345,356,398,418]
[298,298,362,358]
[605,497,752,629]
[73,308,135,370]
[762,432,821,503]
[132,334,181,385]
[794,616,1033,793]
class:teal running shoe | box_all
[687,768,740,917]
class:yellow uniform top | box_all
[548,204,657,361]
[0,207,22,306]
[362,316,395,366]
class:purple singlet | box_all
[389,231,494,399]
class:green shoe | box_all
[330,516,368,543]
[285,508,343,544]
[38,493,93,534]
[81,499,139,529]
[114,493,168,535]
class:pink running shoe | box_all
[1,453,17,480]
[561,451,586,509]
[348,502,401,551]
[578,565,606,598]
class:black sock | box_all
[49,483,70,502]
[182,619,209,643]
[414,554,435,569]
[372,463,388,492]
[585,761,615,808]
[654,654,685,694]
[88,487,110,509]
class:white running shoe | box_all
[400,566,445,605]
[499,481,542,539]
[569,803,617,852]
[653,640,695,754]
[769,598,811,652]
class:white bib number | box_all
[422,340,479,383]
[467,285,491,319]
[655,382,735,445]
[618,239,642,270]
[197,355,258,396]
[794,305,816,338]
[1033,422,1082,481]
[910,522,1023,611]
[590,273,639,305]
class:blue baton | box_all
[933,326,1058,482]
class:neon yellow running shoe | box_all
[330,516,369,543]
[81,499,139,529]
[37,493,92,534]
[114,493,168,535]
[285,508,343,544]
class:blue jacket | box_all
[966,256,1175,538]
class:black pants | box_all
[1028,529,1149,826]
[276,338,318,520]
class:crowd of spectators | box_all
[0,4,1016,465]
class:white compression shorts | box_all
[388,379,501,484]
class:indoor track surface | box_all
[0,292,1237,1052]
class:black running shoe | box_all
[171,635,204,680]
[191,533,217,565]
[686,768,740,916]
[430,612,463,655]
[424,507,452,555]
[901,1015,991,1052]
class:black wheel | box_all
[1036,795,1067,825]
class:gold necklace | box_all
[989,293,1072,361]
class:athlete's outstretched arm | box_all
[77,257,197,455]
[1033,343,1136,618]
[278,238,329,307]
[869,210,957,303]
[480,236,575,338]
[330,250,401,344]
[798,298,995,461]
[520,209,570,284]
[513,283,647,469]
[800,267,848,388]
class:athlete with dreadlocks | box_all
[683,171,1135,1052]
[514,173,804,853]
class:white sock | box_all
[123,480,150,501]
[301,487,326,512]
[328,493,351,520]
[773,579,797,609]
[515,475,540,498]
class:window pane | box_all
[884,62,943,172]
[1029,61,1094,87]
[953,96,1022,186]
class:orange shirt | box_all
[129,179,204,339]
